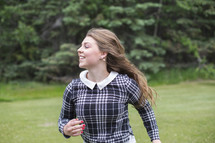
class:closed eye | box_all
[84,43,90,49]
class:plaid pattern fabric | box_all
[58,72,160,143]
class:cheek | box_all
[85,51,100,63]
[86,55,100,63]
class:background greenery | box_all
[0,0,214,82]
[0,80,214,143]
[1,1,214,142]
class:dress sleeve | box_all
[58,81,76,138]
[127,78,160,141]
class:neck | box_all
[87,68,109,82]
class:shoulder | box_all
[65,78,81,91]
[116,74,138,85]
[114,73,139,88]
[117,74,140,94]
[63,78,81,99]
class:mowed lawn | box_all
[0,80,215,143]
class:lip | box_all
[79,55,85,60]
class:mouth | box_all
[79,55,85,60]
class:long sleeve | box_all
[58,82,76,138]
[127,78,160,141]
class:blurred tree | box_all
[160,0,215,68]
[0,0,68,81]
[63,0,165,75]
[36,43,79,82]
[0,0,214,82]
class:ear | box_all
[100,52,107,59]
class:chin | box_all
[79,64,87,69]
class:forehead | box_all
[82,36,97,45]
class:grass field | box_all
[0,80,215,143]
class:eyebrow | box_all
[82,42,89,45]
[81,42,93,46]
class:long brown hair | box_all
[86,28,157,107]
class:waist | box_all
[83,135,136,143]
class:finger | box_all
[69,118,79,125]
[67,129,83,136]
[68,124,85,132]
[69,124,85,136]
[72,131,84,136]
[68,119,84,126]
[71,127,84,134]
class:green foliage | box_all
[0,0,214,82]
[0,62,38,82]
[13,22,39,62]
[36,44,79,82]
[196,64,215,79]
[148,67,215,86]
[1,64,19,81]
[161,0,215,67]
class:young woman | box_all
[58,28,161,143]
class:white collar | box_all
[80,70,118,90]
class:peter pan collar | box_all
[80,70,118,90]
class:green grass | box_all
[0,80,215,143]
[148,68,215,86]
[0,81,66,102]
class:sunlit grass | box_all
[0,80,215,143]
[0,81,65,102]
[148,68,215,86]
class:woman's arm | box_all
[135,100,160,141]
[58,82,77,138]
[127,78,161,142]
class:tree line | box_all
[0,0,214,82]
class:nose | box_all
[77,46,83,53]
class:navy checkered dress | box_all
[58,71,160,143]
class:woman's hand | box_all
[63,119,85,136]
[152,140,161,143]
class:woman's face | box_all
[77,36,104,69]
